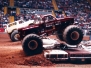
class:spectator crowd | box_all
[0,0,91,33]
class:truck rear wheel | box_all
[11,30,20,42]
[63,25,83,45]
[22,34,43,56]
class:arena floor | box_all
[0,33,91,68]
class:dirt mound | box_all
[23,53,54,66]
[0,33,54,67]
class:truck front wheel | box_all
[22,34,43,56]
[63,25,83,45]
[11,30,20,42]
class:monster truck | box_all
[6,19,34,42]
[18,14,83,55]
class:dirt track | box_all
[0,33,54,68]
[0,33,91,68]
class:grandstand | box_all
[0,0,91,33]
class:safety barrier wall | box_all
[20,8,52,14]
[20,8,52,12]
[0,28,5,33]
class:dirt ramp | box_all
[23,53,54,66]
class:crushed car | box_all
[42,37,68,61]
[63,47,91,61]
[78,41,91,52]
[43,39,91,62]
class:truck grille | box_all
[50,54,57,58]
[58,54,67,58]
[46,54,49,58]
[46,54,68,58]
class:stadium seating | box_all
[0,0,91,33]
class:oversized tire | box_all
[22,34,43,56]
[63,25,83,45]
[11,30,20,42]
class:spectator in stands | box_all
[0,0,91,32]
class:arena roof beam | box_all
[9,0,14,23]
[52,0,58,17]
[52,0,58,10]
[52,0,66,17]
[9,0,14,7]
[4,7,7,15]
[87,0,91,6]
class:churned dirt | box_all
[0,33,91,68]
[0,33,54,68]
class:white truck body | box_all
[6,19,34,34]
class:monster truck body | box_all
[6,19,34,42]
[18,14,83,55]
